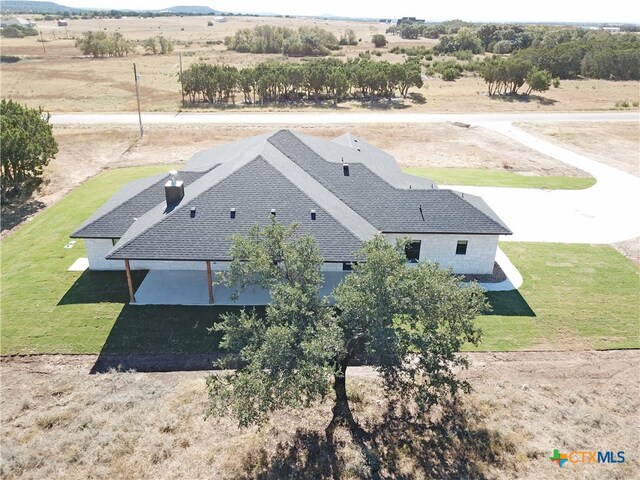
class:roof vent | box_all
[164,170,184,207]
[270,208,276,216]
[343,164,350,176]
[190,207,196,218]
[310,209,316,220]
[230,207,236,219]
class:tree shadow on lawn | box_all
[244,399,515,479]
[492,93,558,106]
[485,290,536,317]
[58,270,148,305]
[58,270,264,373]
[1,198,46,233]
[89,304,267,373]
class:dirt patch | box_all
[0,123,581,238]
[517,122,640,177]
[1,350,637,479]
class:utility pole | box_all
[133,63,143,137]
[39,31,46,55]
[179,53,185,108]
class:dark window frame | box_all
[456,240,468,255]
[405,240,421,262]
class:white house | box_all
[71,130,511,304]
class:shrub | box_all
[0,55,21,63]
[454,50,474,61]
[371,34,387,48]
[339,29,358,46]
[553,77,560,88]
[442,67,460,81]
[1,25,38,38]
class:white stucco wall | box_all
[85,239,125,271]
[384,233,499,274]
[322,262,344,272]
[85,236,498,275]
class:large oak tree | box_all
[206,221,488,440]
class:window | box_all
[456,240,468,255]
[405,241,421,262]
[111,238,119,246]
[342,262,356,271]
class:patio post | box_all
[125,259,135,304]
[206,260,214,304]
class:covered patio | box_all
[131,269,349,306]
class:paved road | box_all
[50,111,639,125]
[51,111,639,244]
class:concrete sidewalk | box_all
[477,247,523,292]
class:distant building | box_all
[213,16,227,23]
[0,17,34,28]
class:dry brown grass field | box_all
[1,15,639,113]
[517,122,640,177]
[1,351,637,479]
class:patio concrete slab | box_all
[68,257,89,272]
[133,269,349,306]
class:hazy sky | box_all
[58,0,638,24]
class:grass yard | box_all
[403,166,597,189]
[1,167,638,355]
[478,242,640,350]
[0,165,238,355]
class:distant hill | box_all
[0,1,223,15]
[162,6,222,14]
[0,1,78,13]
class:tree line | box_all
[75,31,174,58]
[224,24,341,57]
[0,24,38,38]
[479,57,553,96]
[389,21,639,81]
[179,58,424,106]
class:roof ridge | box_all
[108,152,261,258]
[71,172,168,238]
[261,139,378,241]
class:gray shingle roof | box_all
[267,130,511,235]
[107,157,365,261]
[70,171,206,239]
[74,129,511,263]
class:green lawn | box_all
[1,167,637,355]
[403,167,597,190]
[474,243,640,350]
